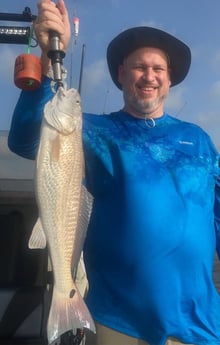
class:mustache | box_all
[137,82,159,88]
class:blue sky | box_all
[1,0,220,149]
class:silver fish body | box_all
[29,87,95,344]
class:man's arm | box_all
[215,164,220,259]
[8,76,54,160]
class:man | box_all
[8,1,220,344]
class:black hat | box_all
[107,26,191,89]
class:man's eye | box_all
[154,67,166,71]
[134,65,144,70]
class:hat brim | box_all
[107,26,191,89]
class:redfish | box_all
[29,87,95,344]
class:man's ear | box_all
[168,69,172,87]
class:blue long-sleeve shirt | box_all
[8,77,220,345]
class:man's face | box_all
[118,47,171,119]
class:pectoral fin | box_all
[28,217,47,249]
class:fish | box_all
[28,86,95,344]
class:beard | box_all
[122,87,168,118]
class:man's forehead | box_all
[123,47,170,65]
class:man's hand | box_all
[34,0,71,74]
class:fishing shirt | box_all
[8,77,220,345]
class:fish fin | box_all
[28,218,47,249]
[47,283,96,344]
[74,253,88,298]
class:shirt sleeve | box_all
[8,76,54,160]
[215,155,220,259]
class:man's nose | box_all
[142,67,155,81]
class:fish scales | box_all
[29,87,95,344]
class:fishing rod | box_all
[78,43,85,95]
[47,30,65,88]
[47,7,80,88]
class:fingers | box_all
[57,0,70,32]
[56,0,71,50]
[34,0,71,53]
[57,0,67,16]
[36,0,65,36]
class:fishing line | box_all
[69,6,79,88]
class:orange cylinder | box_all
[14,54,42,91]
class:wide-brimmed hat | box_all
[107,26,191,89]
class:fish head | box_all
[44,87,82,135]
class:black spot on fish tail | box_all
[69,288,76,298]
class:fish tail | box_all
[47,284,95,344]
